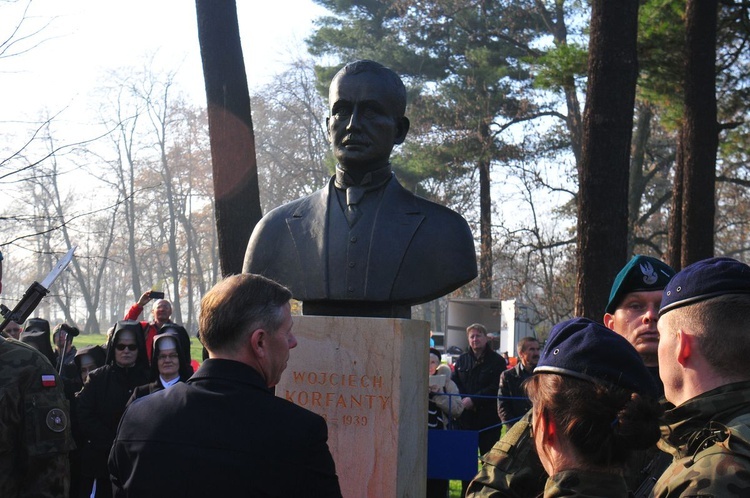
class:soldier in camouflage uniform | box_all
[0,336,75,497]
[653,257,750,497]
[518,318,661,498]
[467,256,675,497]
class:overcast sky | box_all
[2,0,328,123]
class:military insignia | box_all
[46,408,67,433]
[41,374,56,387]
[640,262,658,285]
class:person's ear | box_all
[249,328,267,358]
[542,411,557,445]
[677,330,693,366]
[393,117,410,145]
[603,313,615,330]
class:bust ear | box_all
[393,117,410,145]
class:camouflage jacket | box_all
[466,409,666,498]
[0,337,74,498]
[466,411,547,498]
[543,470,629,498]
[653,380,750,497]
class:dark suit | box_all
[109,359,342,498]
[497,362,533,427]
[243,175,477,315]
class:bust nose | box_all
[346,106,362,131]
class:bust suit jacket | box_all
[243,175,477,306]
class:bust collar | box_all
[334,163,393,191]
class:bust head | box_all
[326,60,410,180]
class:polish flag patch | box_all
[41,375,56,387]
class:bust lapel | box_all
[285,180,332,299]
[366,178,425,299]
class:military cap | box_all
[605,255,675,314]
[535,317,657,398]
[659,257,750,316]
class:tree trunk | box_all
[575,0,639,320]
[196,0,263,276]
[628,104,653,256]
[680,0,718,266]
[667,127,684,271]
[479,155,493,298]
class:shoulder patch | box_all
[46,408,68,433]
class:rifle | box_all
[0,247,76,334]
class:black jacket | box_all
[75,323,149,482]
[452,346,506,430]
[497,362,533,427]
[109,358,342,498]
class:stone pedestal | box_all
[275,315,429,498]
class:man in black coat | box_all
[497,336,540,428]
[109,274,342,498]
[452,323,506,496]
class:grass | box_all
[449,480,463,497]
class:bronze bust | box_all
[243,60,477,318]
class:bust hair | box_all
[466,323,487,336]
[666,294,750,380]
[526,374,661,469]
[199,274,292,354]
[334,60,407,117]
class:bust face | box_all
[327,71,408,174]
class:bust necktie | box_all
[345,186,365,226]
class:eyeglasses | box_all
[157,353,179,361]
[115,344,138,351]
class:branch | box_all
[491,110,566,137]
[0,185,157,247]
[717,174,750,187]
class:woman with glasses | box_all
[129,332,192,403]
[525,318,662,498]
[75,321,149,498]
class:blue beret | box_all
[659,257,750,316]
[605,255,675,314]
[535,317,657,398]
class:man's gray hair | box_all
[199,274,292,354]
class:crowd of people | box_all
[4,251,750,498]
[1,283,198,498]
[418,254,750,498]
[1,258,343,497]
[4,55,750,497]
